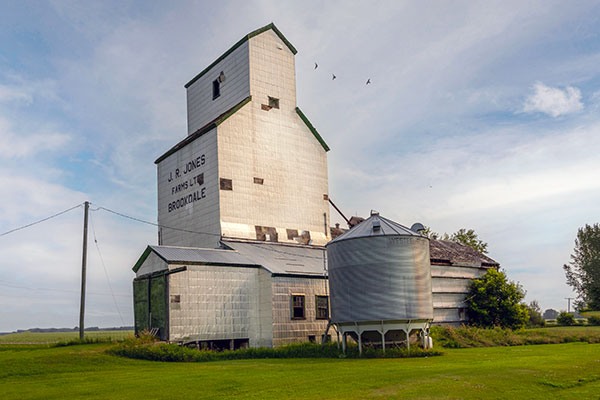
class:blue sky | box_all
[1,1,599,330]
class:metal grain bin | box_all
[327,212,433,324]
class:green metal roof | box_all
[185,23,297,89]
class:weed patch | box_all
[430,326,600,348]
[108,338,442,363]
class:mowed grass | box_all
[1,340,600,399]
[0,330,133,343]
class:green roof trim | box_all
[184,23,297,89]
[215,96,252,126]
[295,107,330,152]
[132,246,155,273]
[155,96,252,164]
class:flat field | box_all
[1,333,600,399]
[0,330,133,343]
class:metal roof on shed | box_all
[134,241,327,277]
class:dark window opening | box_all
[170,295,181,303]
[316,295,329,320]
[323,194,329,201]
[212,79,220,100]
[268,96,280,109]
[253,177,264,185]
[291,295,305,319]
[286,229,299,240]
[220,178,232,190]
[196,173,204,186]
[308,335,316,343]
[255,225,278,242]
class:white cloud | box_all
[0,84,33,104]
[0,116,70,158]
[523,81,583,117]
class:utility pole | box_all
[79,201,89,340]
[565,297,574,314]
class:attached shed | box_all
[429,240,499,325]
[132,240,330,347]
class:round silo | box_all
[326,211,433,352]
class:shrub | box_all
[429,325,600,348]
[526,301,545,327]
[107,340,442,362]
[587,316,600,326]
[53,336,116,347]
[556,312,575,326]
[465,269,529,329]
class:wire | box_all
[89,212,126,326]
[92,203,326,260]
[92,205,221,237]
[0,203,82,237]
[0,280,129,297]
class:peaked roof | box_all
[328,213,425,245]
[185,23,297,89]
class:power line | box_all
[0,203,83,237]
[92,205,221,237]
[0,280,129,298]
[94,204,324,259]
[92,203,326,260]
[89,212,126,326]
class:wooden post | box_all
[79,201,89,340]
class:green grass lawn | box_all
[1,339,600,398]
[0,330,133,343]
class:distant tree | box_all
[449,229,489,254]
[556,311,575,326]
[422,226,489,255]
[543,309,559,320]
[526,300,545,327]
[465,269,529,329]
[420,226,439,239]
[563,223,600,310]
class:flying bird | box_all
[332,73,336,80]
[314,62,318,69]
[366,78,371,85]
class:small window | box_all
[323,194,329,201]
[308,335,316,343]
[220,178,232,190]
[212,79,220,100]
[268,96,279,109]
[316,295,329,320]
[286,229,299,240]
[291,295,305,319]
[170,295,181,303]
[196,173,204,186]
[253,177,264,185]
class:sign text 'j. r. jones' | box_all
[166,154,207,212]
